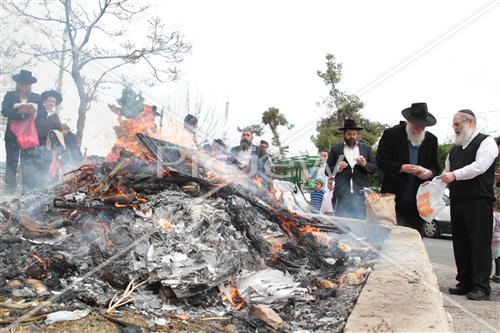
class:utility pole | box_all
[222,98,229,142]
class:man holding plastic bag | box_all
[439,110,498,301]
[1,70,45,194]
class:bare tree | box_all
[2,0,191,145]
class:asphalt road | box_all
[423,235,455,266]
[423,235,500,333]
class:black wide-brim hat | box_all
[12,69,37,85]
[41,90,63,105]
[401,103,436,127]
[338,119,363,131]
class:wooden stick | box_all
[199,316,232,321]
[0,314,47,325]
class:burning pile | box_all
[0,134,381,332]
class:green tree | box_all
[437,143,453,173]
[312,53,387,150]
[115,84,145,119]
[261,107,294,157]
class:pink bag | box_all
[9,116,40,150]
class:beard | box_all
[240,140,252,150]
[344,138,356,147]
[455,122,473,146]
[406,123,425,146]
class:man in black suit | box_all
[1,70,44,194]
[326,119,377,219]
[376,103,439,236]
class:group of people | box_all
[2,69,82,194]
[200,128,273,183]
[3,70,498,300]
[308,102,499,301]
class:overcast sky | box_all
[1,0,499,159]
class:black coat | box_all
[326,142,377,198]
[1,91,45,142]
[376,123,439,199]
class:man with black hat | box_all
[38,90,64,186]
[440,109,498,301]
[326,119,377,219]
[377,103,439,236]
[1,70,44,194]
[38,90,63,143]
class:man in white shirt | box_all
[440,109,498,301]
[320,177,335,215]
[326,119,377,219]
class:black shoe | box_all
[466,289,490,301]
[448,285,470,295]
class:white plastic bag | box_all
[416,178,447,223]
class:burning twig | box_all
[105,277,150,314]
[31,253,48,271]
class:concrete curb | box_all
[344,224,452,333]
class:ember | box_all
[222,287,247,310]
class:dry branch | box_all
[105,277,150,313]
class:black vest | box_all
[449,133,496,201]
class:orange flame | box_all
[271,243,283,263]
[107,106,157,161]
[254,177,263,187]
[108,104,197,160]
[278,217,296,237]
[222,287,247,310]
[300,225,330,244]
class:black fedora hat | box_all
[401,103,436,127]
[12,69,37,85]
[338,119,363,131]
[41,90,63,105]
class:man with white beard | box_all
[377,103,439,236]
[440,110,498,301]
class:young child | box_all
[492,197,500,283]
[320,177,335,215]
[310,179,326,213]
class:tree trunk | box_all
[270,126,284,158]
[76,102,87,147]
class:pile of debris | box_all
[0,135,381,332]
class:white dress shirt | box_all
[344,143,360,193]
[444,129,498,180]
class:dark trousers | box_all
[4,139,20,194]
[20,148,42,193]
[334,193,366,220]
[395,200,424,237]
[450,199,493,293]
